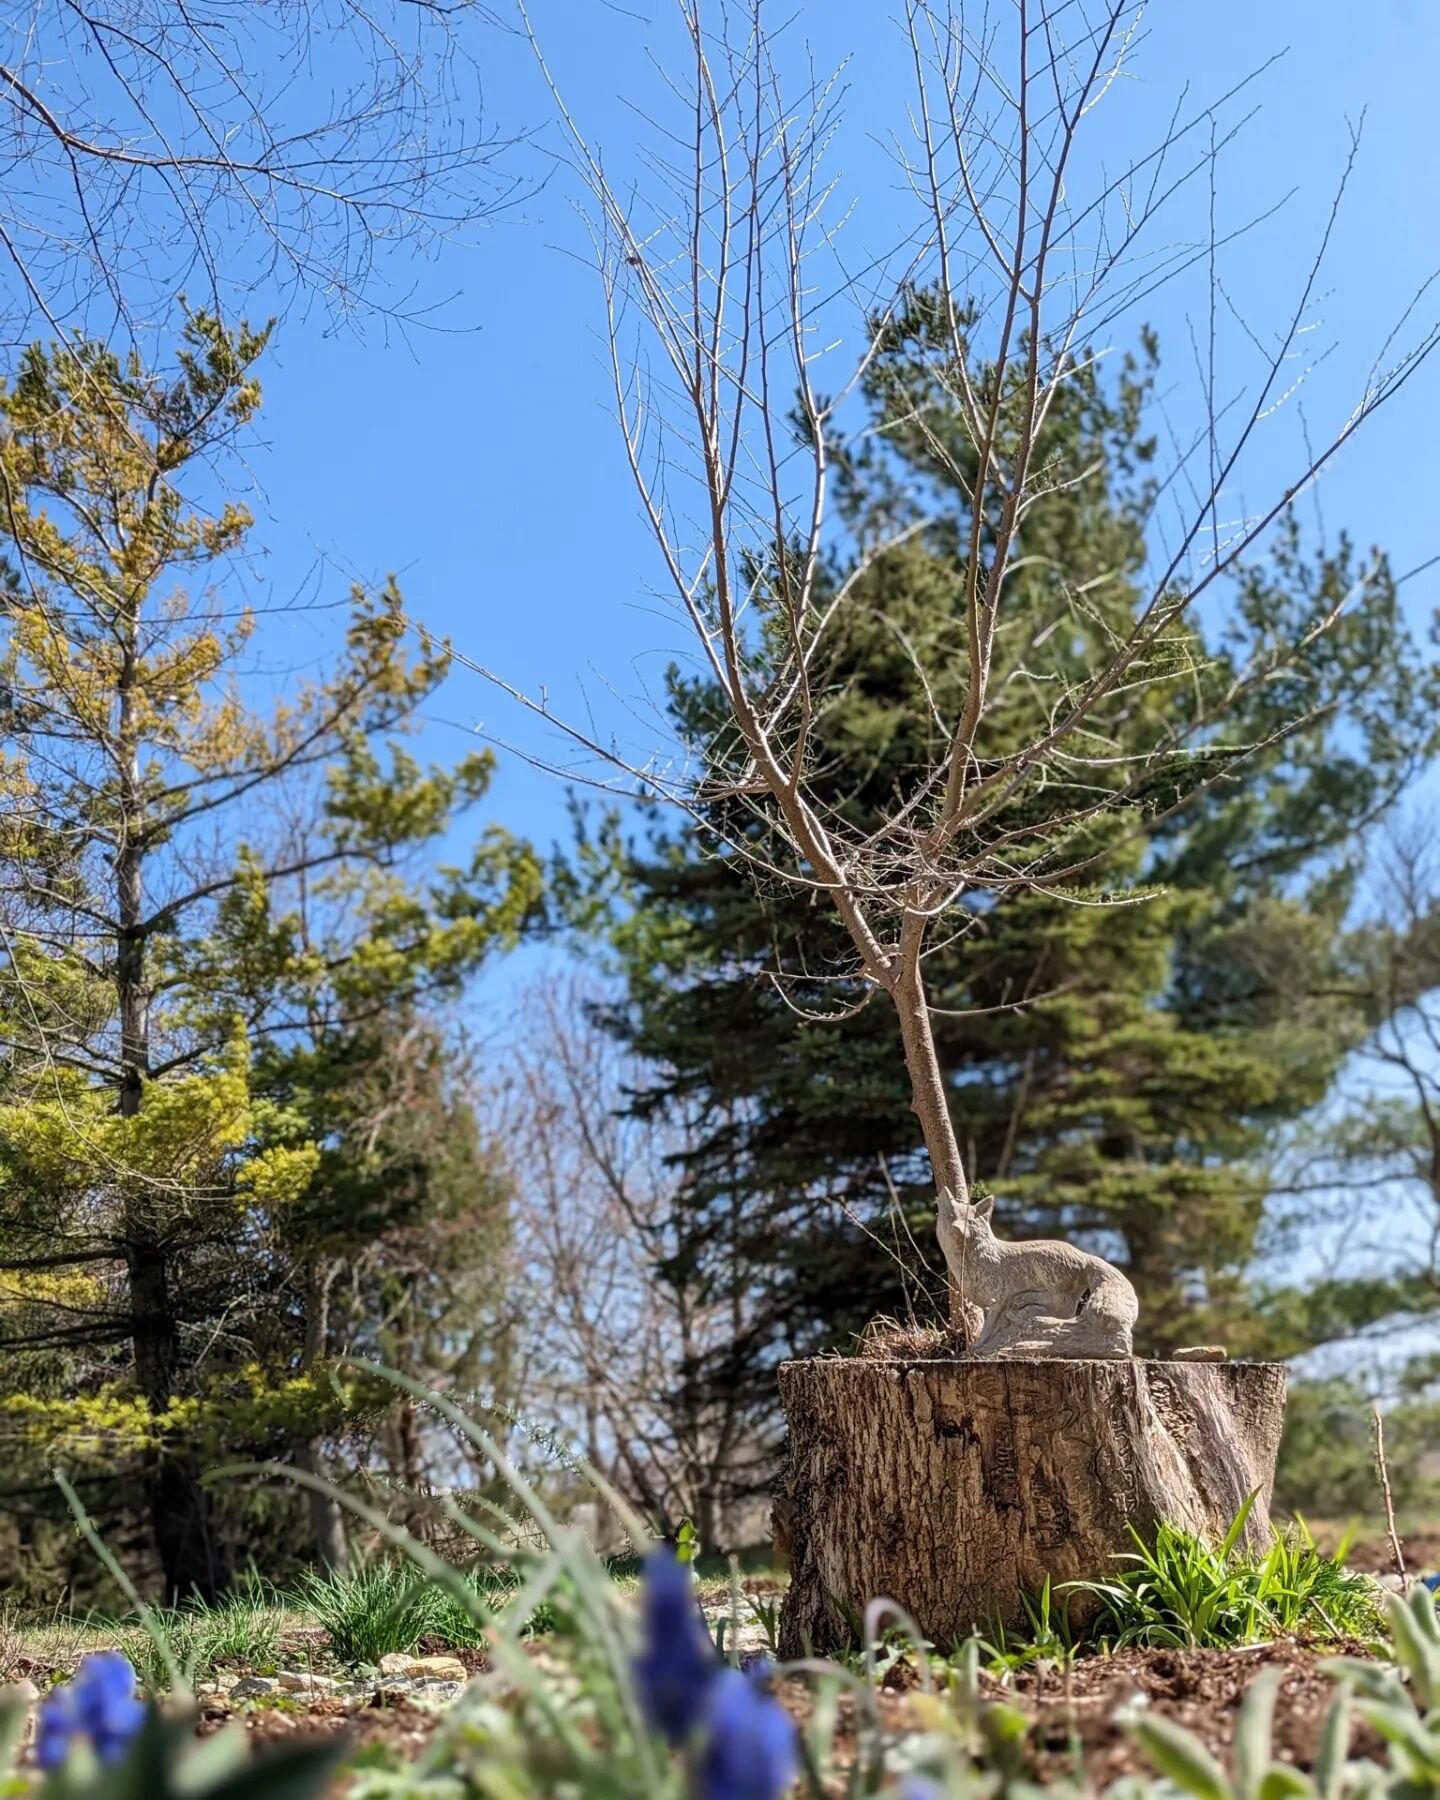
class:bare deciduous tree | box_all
[1,0,519,341]
[486,0,1440,1331]
[495,979,767,1547]
[1289,822,1440,1332]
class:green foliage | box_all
[1064,1502,1382,1650]
[1323,1586,1440,1795]
[1275,1376,1440,1523]
[292,1561,448,1666]
[0,317,541,1597]
[117,1595,284,1691]
[977,1579,1076,1676]
[288,1558,538,1663]
[10,1376,1440,1800]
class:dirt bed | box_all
[198,1691,443,1783]
[991,1641,1383,1786]
[194,1634,1391,1792]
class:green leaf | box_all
[0,1702,28,1779]
[172,1721,251,1793]
[1221,1492,1262,1563]
[1355,1700,1440,1775]
[1387,1593,1440,1710]
[1234,1668,1282,1800]
[1131,1715,1234,1800]
[1312,1688,1352,1800]
[1256,1770,1315,1800]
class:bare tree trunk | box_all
[391,1321,429,1540]
[893,934,978,1331]
[294,1262,346,1571]
[777,1356,1287,1654]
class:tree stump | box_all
[776,1357,1286,1655]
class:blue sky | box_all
[227,0,1440,896]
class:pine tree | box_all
[597,300,1439,1444]
[0,319,540,1596]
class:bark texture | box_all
[777,1357,1286,1655]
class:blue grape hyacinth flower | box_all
[696,1665,799,1800]
[633,1544,721,1744]
[36,1652,145,1771]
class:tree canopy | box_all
[0,317,541,1596]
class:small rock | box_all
[229,1676,275,1699]
[377,1653,414,1677]
[1172,1346,1227,1362]
[406,1656,467,1682]
[276,1670,339,1694]
[408,1680,464,1707]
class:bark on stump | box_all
[776,1357,1286,1655]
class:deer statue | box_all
[938,1193,1139,1359]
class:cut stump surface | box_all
[776,1357,1286,1655]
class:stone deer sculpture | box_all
[939,1193,1138,1359]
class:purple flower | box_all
[36,1653,144,1771]
[34,1689,78,1774]
[633,1544,719,1743]
[696,1665,799,1800]
[900,1781,945,1799]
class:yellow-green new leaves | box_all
[0,316,537,1587]
[0,1030,313,1226]
[3,1363,390,1461]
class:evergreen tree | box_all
[0,319,540,1596]
[598,299,1439,1448]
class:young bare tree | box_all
[493,0,1440,1333]
[0,0,519,342]
[495,979,766,1547]
[1267,820,1440,1349]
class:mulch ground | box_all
[205,1636,1389,1792]
[993,1640,1384,1786]
[67,1538,1434,1791]
[197,1690,444,1782]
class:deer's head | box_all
[941,1191,995,1241]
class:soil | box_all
[196,1691,444,1788]
[996,1640,1384,1786]
[19,1546,1420,1793]
[180,1634,1390,1792]
[1338,1527,1440,1577]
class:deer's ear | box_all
[974,1195,995,1223]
